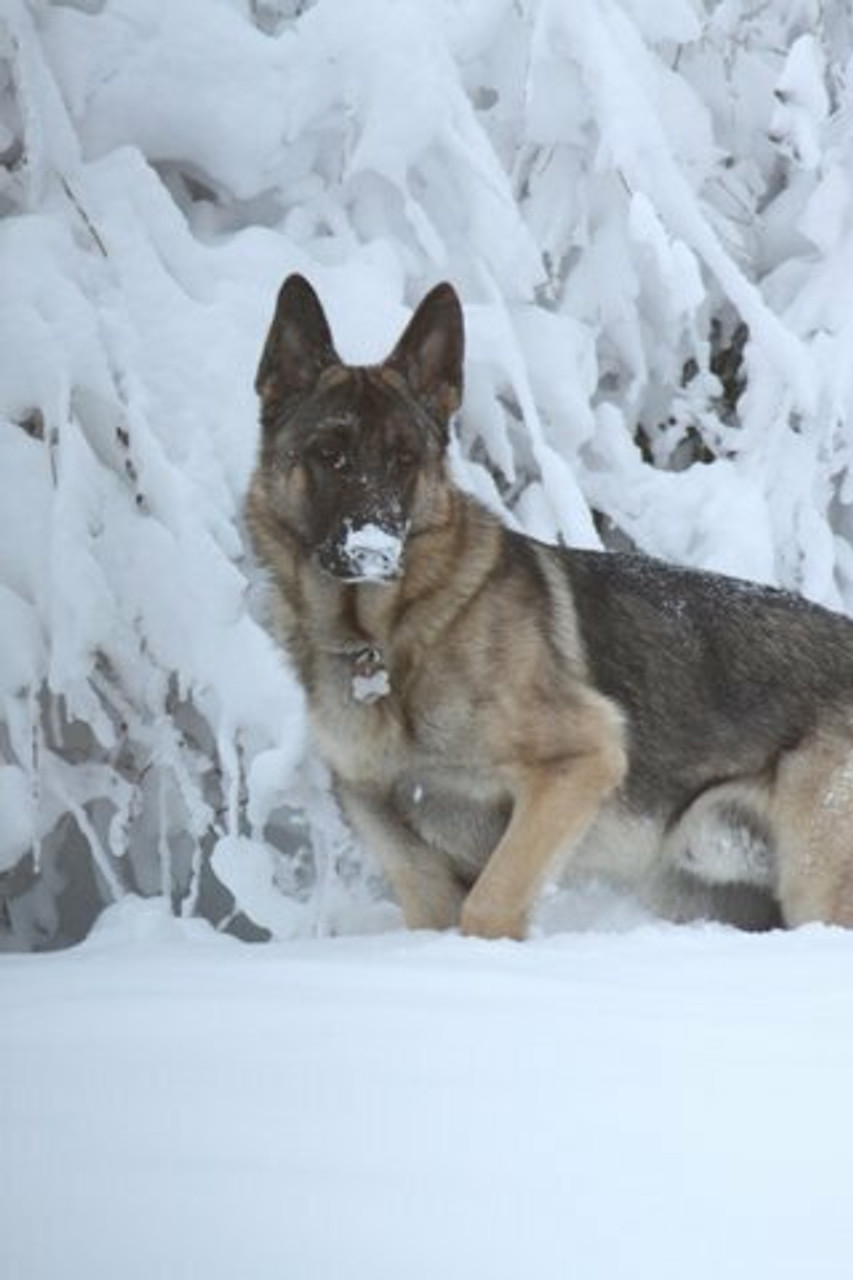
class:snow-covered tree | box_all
[2,0,853,949]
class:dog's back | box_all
[563,547,853,811]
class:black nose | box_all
[318,519,408,583]
[342,521,406,579]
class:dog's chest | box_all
[307,641,480,787]
[307,644,414,784]
[392,765,513,874]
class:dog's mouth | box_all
[318,520,408,583]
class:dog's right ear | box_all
[255,274,340,403]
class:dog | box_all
[246,274,853,939]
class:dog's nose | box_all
[341,521,405,582]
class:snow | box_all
[770,36,830,171]
[341,520,407,582]
[210,834,308,938]
[5,3,853,1271]
[4,901,853,1279]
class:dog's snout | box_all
[317,519,408,583]
[341,521,406,582]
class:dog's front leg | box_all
[460,736,626,941]
[338,785,469,930]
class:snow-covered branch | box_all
[2,0,853,948]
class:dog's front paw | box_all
[460,891,527,941]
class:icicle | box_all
[217,729,242,838]
[180,836,204,921]
[157,764,172,910]
[28,688,42,876]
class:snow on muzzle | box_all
[321,519,409,583]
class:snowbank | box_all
[4,906,853,1279]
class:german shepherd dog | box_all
[247,275,853,939]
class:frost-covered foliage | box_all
[3,0,853,949]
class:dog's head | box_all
[253,275,463,583]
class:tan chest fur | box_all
[309,657,409,787]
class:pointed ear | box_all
[255,274,340,402]
[385,283,464,424]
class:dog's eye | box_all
[311,440,348,470]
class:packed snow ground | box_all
[4,896,853,1280]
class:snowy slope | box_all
[4,899,853,1280]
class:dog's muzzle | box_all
[320,520,407,583]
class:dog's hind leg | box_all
[663,779,775,889]
[771,728,853,927]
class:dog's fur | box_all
[246,274,853,939]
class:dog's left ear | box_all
[386,283,464,426]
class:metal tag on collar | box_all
[351,645,390,704]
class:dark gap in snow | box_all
[153,161,287,239]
